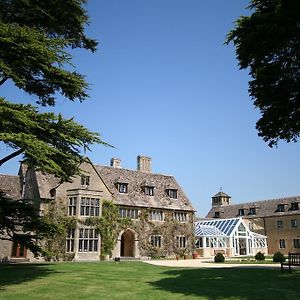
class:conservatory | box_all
[195,218,267,258]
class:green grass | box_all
[0,261,299,300]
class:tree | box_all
[0,191,62,255]
[0,98,104,182]
[226,0,300,147]
[0,0,107,254]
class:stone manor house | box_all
[1,156,299,261]
[0,156,195,261]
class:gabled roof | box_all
[34,171,61,199]
[94,165,195,211]
[0,174,21,199]
[206,195,300,218]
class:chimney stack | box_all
[137,155,151,172]
[110,158,121,168]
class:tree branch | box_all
[0,148,24,167]
[0,77,8,86]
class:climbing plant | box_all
[134,210,194,258]
[85,201,132,260]
[42,198,77,261]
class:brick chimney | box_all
[110,158,121,168]
[137,155,151,172]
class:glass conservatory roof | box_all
[195,225,226,236]
[195,218,240,237]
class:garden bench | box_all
[281,252,300,272]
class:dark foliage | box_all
[0,191,62,254]
[214,252,225,262]
[255,251,265,260]
[226,0,300,147]
[273,251,286,262]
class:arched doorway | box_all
[120,230,135,257]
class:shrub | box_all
[255,251,265,261]
[214,252,225,263]
[273,251,285,263]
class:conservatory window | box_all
[195,238,203,248]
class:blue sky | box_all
[1,0,300,217]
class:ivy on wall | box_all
[134,210,194,258]
[85,201,132,260]
[42,198,77,261]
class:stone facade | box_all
[206,192,300,255]
[0,156,195,261]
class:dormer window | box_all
[291,202,299,211]
[117,183,128,193]
[81,175,90,186]
[144,186,154,196]
[214,211,220,218]
[167,189,177,199]
[249,207,256,215]
[277,204,285,212]
[238,209,245,216]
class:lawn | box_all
[0,261,299,300]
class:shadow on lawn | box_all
[150,267,300,300]
[0,263,57,290]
